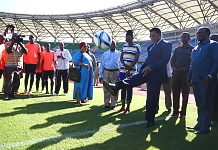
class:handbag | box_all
[69,52,83,82]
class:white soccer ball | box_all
[93,30,112,49]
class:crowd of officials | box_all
[102,27,218,135]
[1,24,218,135]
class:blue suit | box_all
[124,39,172,122]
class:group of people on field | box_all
[101,27,218,135]
[1,24,218,135]
[0,25,72,100]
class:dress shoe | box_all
[110,106,116,110]
[170,112,179,117]
[76,100,82,106]
[167,108,172,112]
[124,109,130,114]
[4,95,9,100]
[186,126,200,131]
[117,108,125,112]
[145,121,155,127]
[9,94,18,98]
[81,100,87,103]
[179,114,186,119]
[194,130,210,135]
[103,105,110,109]
[102,80,123,96]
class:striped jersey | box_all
[120,43,141,74]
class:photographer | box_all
[3,25,27,100]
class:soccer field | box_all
[0,78,217,150]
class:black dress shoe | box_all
[186,126,200,131]
[110,106,115,110]
[145,121,155,127]
[103,106,110,109]
[194,130,210,135]
[4,95,9,100]
[103,80,123,96]
[9,94,18,98]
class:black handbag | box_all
[69,52,83,82]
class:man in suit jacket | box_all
[103,28,172,127]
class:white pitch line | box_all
[0,116,167,149]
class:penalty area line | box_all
[0,116,167,149]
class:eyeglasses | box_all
[149,34,158,38]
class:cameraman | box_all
[4,26,27,100]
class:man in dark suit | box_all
[103,28,172,127]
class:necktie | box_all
[149,44,156,52]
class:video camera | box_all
[7,24,25,43]
[13,33,25,43]
[8,24,15,29]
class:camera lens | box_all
[10,24,15,28]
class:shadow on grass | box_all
[25,107,190,150]
[3,98,215,150]
[27,108,217,150]
[0,99,75,117]
[0,93,54,101]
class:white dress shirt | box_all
[99,50,121,78]
[54,49,72,70]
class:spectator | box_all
[94,62,99,86]
[41,43,55,94]
[187,27,218,135]
[163,60,172,112]
[54,42,72,96]
[24,35,41,94]
[157,60,172,114]
[73,42,94,105]
[86,44,97,73]
[171,32,193,119]
[118,30,141,114]
[99,41,121,109]
[0,34,5,79]
[35,46,46,93]
[210,34,218,126]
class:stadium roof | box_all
[0,0,217,43]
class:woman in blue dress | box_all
[73,42,94,105]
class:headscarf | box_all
[79,42,86,49]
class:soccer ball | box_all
[93,30,112,49]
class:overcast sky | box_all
[1,0,134,14]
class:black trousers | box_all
[123,69,162,122]
[36,73,45,91]
[172,76,190,115]
[55,69,69,94]
[4,67,20,96]
[24,64,37,90]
